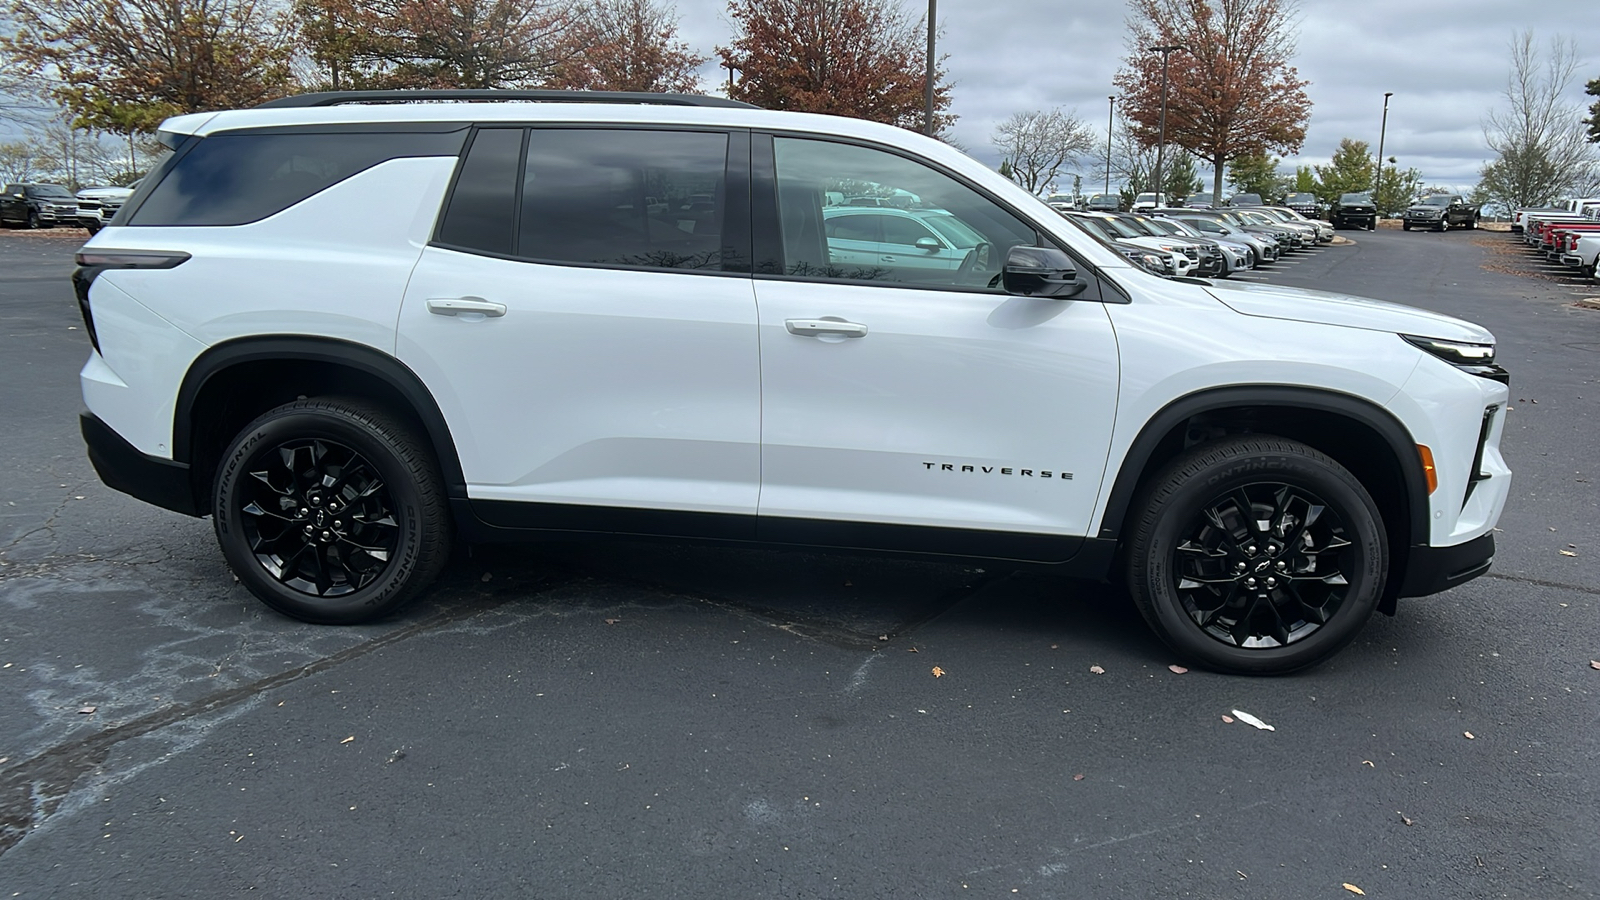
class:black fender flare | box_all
[1094,385,1431,548]
[173,336,466,498]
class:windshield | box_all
[1135,193,1158,203]
[1285,193,1315,203]
[1340,193,1372,204]
[921,213,985,249]
[32,184,72,197]
[1419,195,1453,206]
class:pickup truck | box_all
[1562,233,1600,277]
[1330,192,1378,230]
[1402,194,1480,231]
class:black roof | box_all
[256,90,758,110]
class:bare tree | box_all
[1479,31,1600,209]
[992,108,1095,195]
[546,0,706,93]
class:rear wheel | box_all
[1125,436,1387,675]
[213,398,452,624]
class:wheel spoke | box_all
[238,436,400,601]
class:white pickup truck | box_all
[1561,233,1600,278]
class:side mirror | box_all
[1001,246,1086,298]
[914,236,941,252]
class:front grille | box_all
[79,199,103,210]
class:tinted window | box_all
[436,128,523,255]
[517,130,727,271]
[880,216,937,246]
[771,137,1035,289]
[131,129,466,226]
[825,214,881,242]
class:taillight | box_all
[71,250,190,354]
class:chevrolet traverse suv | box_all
[76,90,1510,674]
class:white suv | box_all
[75,90,1511,674]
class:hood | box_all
[77,186,134,200]
[1204,280,1494,343]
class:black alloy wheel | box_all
[214,398,451,624]
[1125,436,1386,675]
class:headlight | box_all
[1402,334,1509,383]
[1402,334,1494,364]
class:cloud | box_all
[673,0,1599,189]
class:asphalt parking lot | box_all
[1,226,1596,898]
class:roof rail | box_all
[255,90,759,110]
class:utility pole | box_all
[924,0,937,136]
[1105,95,1115,196]
[1147,44,1185,204]
[1375,91,1393,207]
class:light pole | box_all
[924,0,936,136]
[1375,91,1393,208]
[1105,95,1115,196]
[1147,44,1186,205]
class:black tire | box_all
[1435,218,1447,232]
[213,397,452,624]
[1402,222,1410,231]
[84,221,101,236]
[25,210,39,229]
[1124,436,1387,675]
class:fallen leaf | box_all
[1463,731,1475,740]
[1071,774,1085,781]
[1590,660,1600,670]
[906,646,919,653]
[1399,812,1413,826]
[1236,870,1247,879]
[878,634,889,641]
[1231,710,1275,731]
[387,749,405,764]
[1343,884,1365,896]
[604,618,620,625]
[931,666,944,678]
[1168,664,1188,674]
[77,706,96,714]
[340,736,355,744]
[0,757,9,765]
[1559,549,1578,557]
[1362,760,1375,767]
[1221,715,1234,724]
[1089,665,1105,675]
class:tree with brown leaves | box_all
[547,0,706,93]
[1,0,296,134]
[717,0,952,133]
[293,0,578,90]
[1112,0,1312,204]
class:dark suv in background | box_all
[1330,192,1378,230]
[1,182,78,228]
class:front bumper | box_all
[1399,533,1495,597]
[81,412,200,517]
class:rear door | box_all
[397,126,762,536]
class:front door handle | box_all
[427,297,506,318]
[785,318,868,338]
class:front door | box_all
[397,126,760,536]
[751,135,1121,559]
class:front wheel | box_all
[213,397,452,624]
[25,210,39,229]
[1124,436,1387,675]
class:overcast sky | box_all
[673,0,1600,191]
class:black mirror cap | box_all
[1002,246,1087,298]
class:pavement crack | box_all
[1481,571,1600,597]
[0,591,524,857]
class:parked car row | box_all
[1055,204,1331,279]
[0,180,140,232]
[1512,201,1600,281]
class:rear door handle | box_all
[427,297,506,318]
[785,318,868,338]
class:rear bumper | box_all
[1398,533,1494,598]
[80,412,201,517]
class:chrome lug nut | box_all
[1244,576,1257,588]
[1265,576,1277,588]
[1245,544,1258,555]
